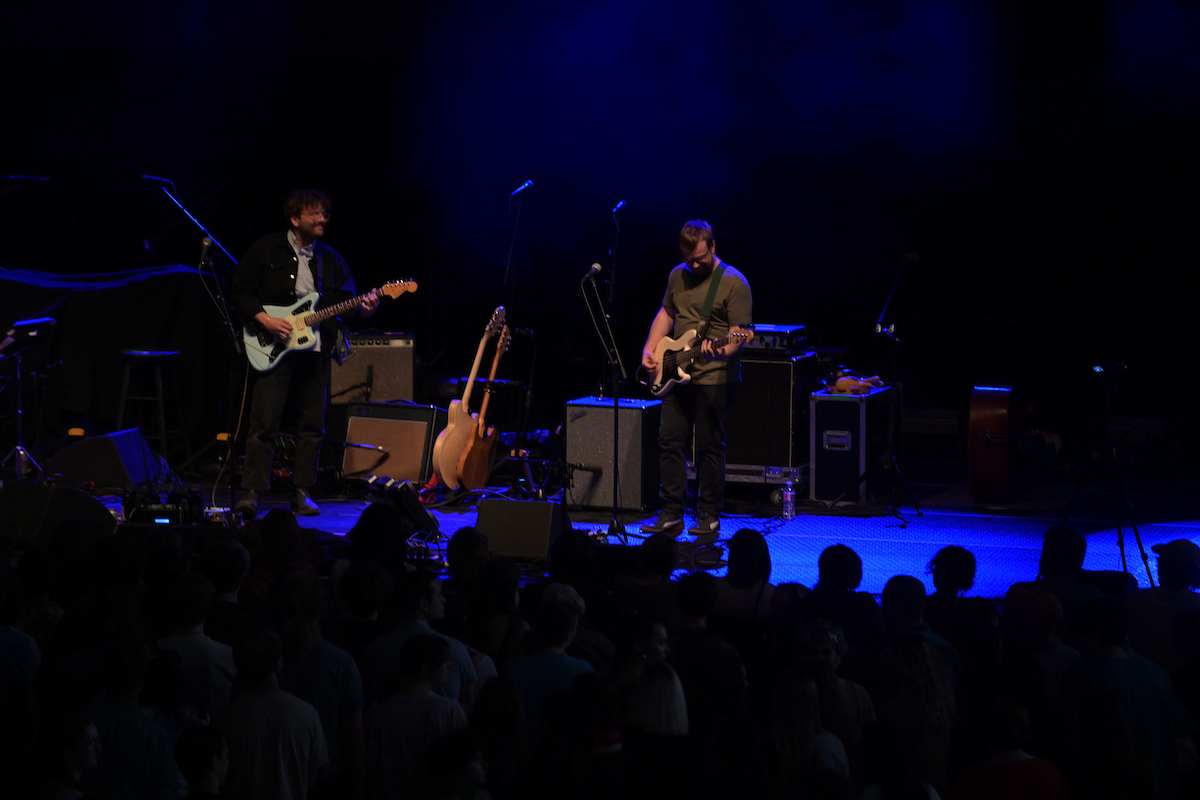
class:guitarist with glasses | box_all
[232,189,379,517]
[639,220,752,541]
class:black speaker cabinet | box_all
[330,334,415,404]
[564,396,661,511]
[47,428,162,489]
[724,353,817,483]
[809,386,893,503]
[343,402,447,484]
[476,498,564,560]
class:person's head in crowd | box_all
[257,508,305,570]
[929,545,976,596]
[548,529,600,588]
[425,728,489,794]
[881,574,927,633]
[1038,525,1087,578]
[347,501,408,563]
[233,630,283,689]
[542,582,585,619]
[626,616,670,663]
[94,587,148,649]
[771,671,825,777]
[980,695,1033,755]
[175,726,229,797]
[532,598,579,651]
[639,533,679,581]
[89,529,146,592]
[446,526,491,582]
[622,660,688,737]
[101,640,149,700]
[337,561,394,619]
[817,544,863,591]
[15,545,59,602]
[802,619,851,674]
[726,528,771,589]
[945,596,1001,655]
[770,582,811,620]
[393,633,452,692]
[47,519,109,599]
[677,570,720,621]
[397,569,445,621]
[142,528,186,586]
[1070,595,1127,660]
[34,714,102,790]
[1151,539,1200,592]
[197,538,252,599]
[1003,586,1064,649]
[880,633,955,729]
[276,570,326,660]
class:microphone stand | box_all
[502,180,533,307]
[580,265,630,543]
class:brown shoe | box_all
[292,488,320,516]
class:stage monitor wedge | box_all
[47,428,161,489]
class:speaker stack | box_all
[564,396,661,511]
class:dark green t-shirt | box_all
[661,260,753,385]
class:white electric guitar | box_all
[643,325,754,398]
[243,280,417,372]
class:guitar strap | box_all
[695,263,726,339]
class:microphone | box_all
[900,252,920,263]
[199,237,213,265]
[612,199,627,214]
[510,179,534,197]
[583,263,602,281]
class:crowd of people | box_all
[1,504,1198,800]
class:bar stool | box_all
[116,349,189,458]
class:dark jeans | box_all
[659,381,737,517]
[241,350,328,491]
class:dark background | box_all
[3,0,1198,468]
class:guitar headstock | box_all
[496,325,511,354]
[378,280,418,299]
[485,306,506,338]
[731,324,754,344]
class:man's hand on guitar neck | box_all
[255,311,292,339]
[360,290,380,317]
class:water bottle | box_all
[782,479,796,521]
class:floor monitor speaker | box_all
[47,428,161,489]
[475,498,564,560]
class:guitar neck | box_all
[459,335,492,408]
[301,289,376,327]
[683,331,744,359]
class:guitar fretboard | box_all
[301,291,376,327]
[663,331,749,371]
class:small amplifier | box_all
[331,334,415,404]
[742,323,807,355]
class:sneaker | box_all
[688,512,720,542]
[640,512,684,535]
[234,490,259,519]
[292,488,320,516]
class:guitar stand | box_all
[1,349,45,482]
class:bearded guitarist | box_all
[231,189,379,518]
[639,220,752,541]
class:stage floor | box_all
[202,459,1200,601]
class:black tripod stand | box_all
[1060,361,1152,584]
[1,317,56,482]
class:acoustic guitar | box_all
[243,280,417,371]
[431,306,506,489]
[642,325,754,397]
[456,325,510,491]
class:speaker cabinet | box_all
[809,386,893,503]
[47,428,161,489]
[330,335,415,404]
[724,354,817,482]
[0,483,116,547]
[342,402,447,484]
[476,498,564,560]
[564,396,660,511]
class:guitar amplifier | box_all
[742,323,807,355]
[565,396,661,511]
[330,334,415,404]
[342,401,446,484]
[723,352,818,484]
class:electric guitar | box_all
[456,325,510,491]
[243,280,417,372]
[432,306,506,489]
[643,325,754,397]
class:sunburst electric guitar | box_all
[643,325,754,397]
[243,280,417,372]
[456,325,510,492]
[432,306,506,489]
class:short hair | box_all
[622,661,688,736]
[727,529,771,589]
[929,545,976,594]
[284,189,331,220]
[882,575,927,619]
[175,726,227,784]
[677,571,719,617]
[166,572,215,628]
[639,533,679,578]
[818,544,862,590]
[679,220,714,252]
[233,630,282,684]
[446,527,491,580]
[348,502,408,562]
[197,539,251,595]
[338,562,394,618]
[534,599,579,647]
[397,633,451,681]
[1039,526,1087,575]
[396,569,440,616]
